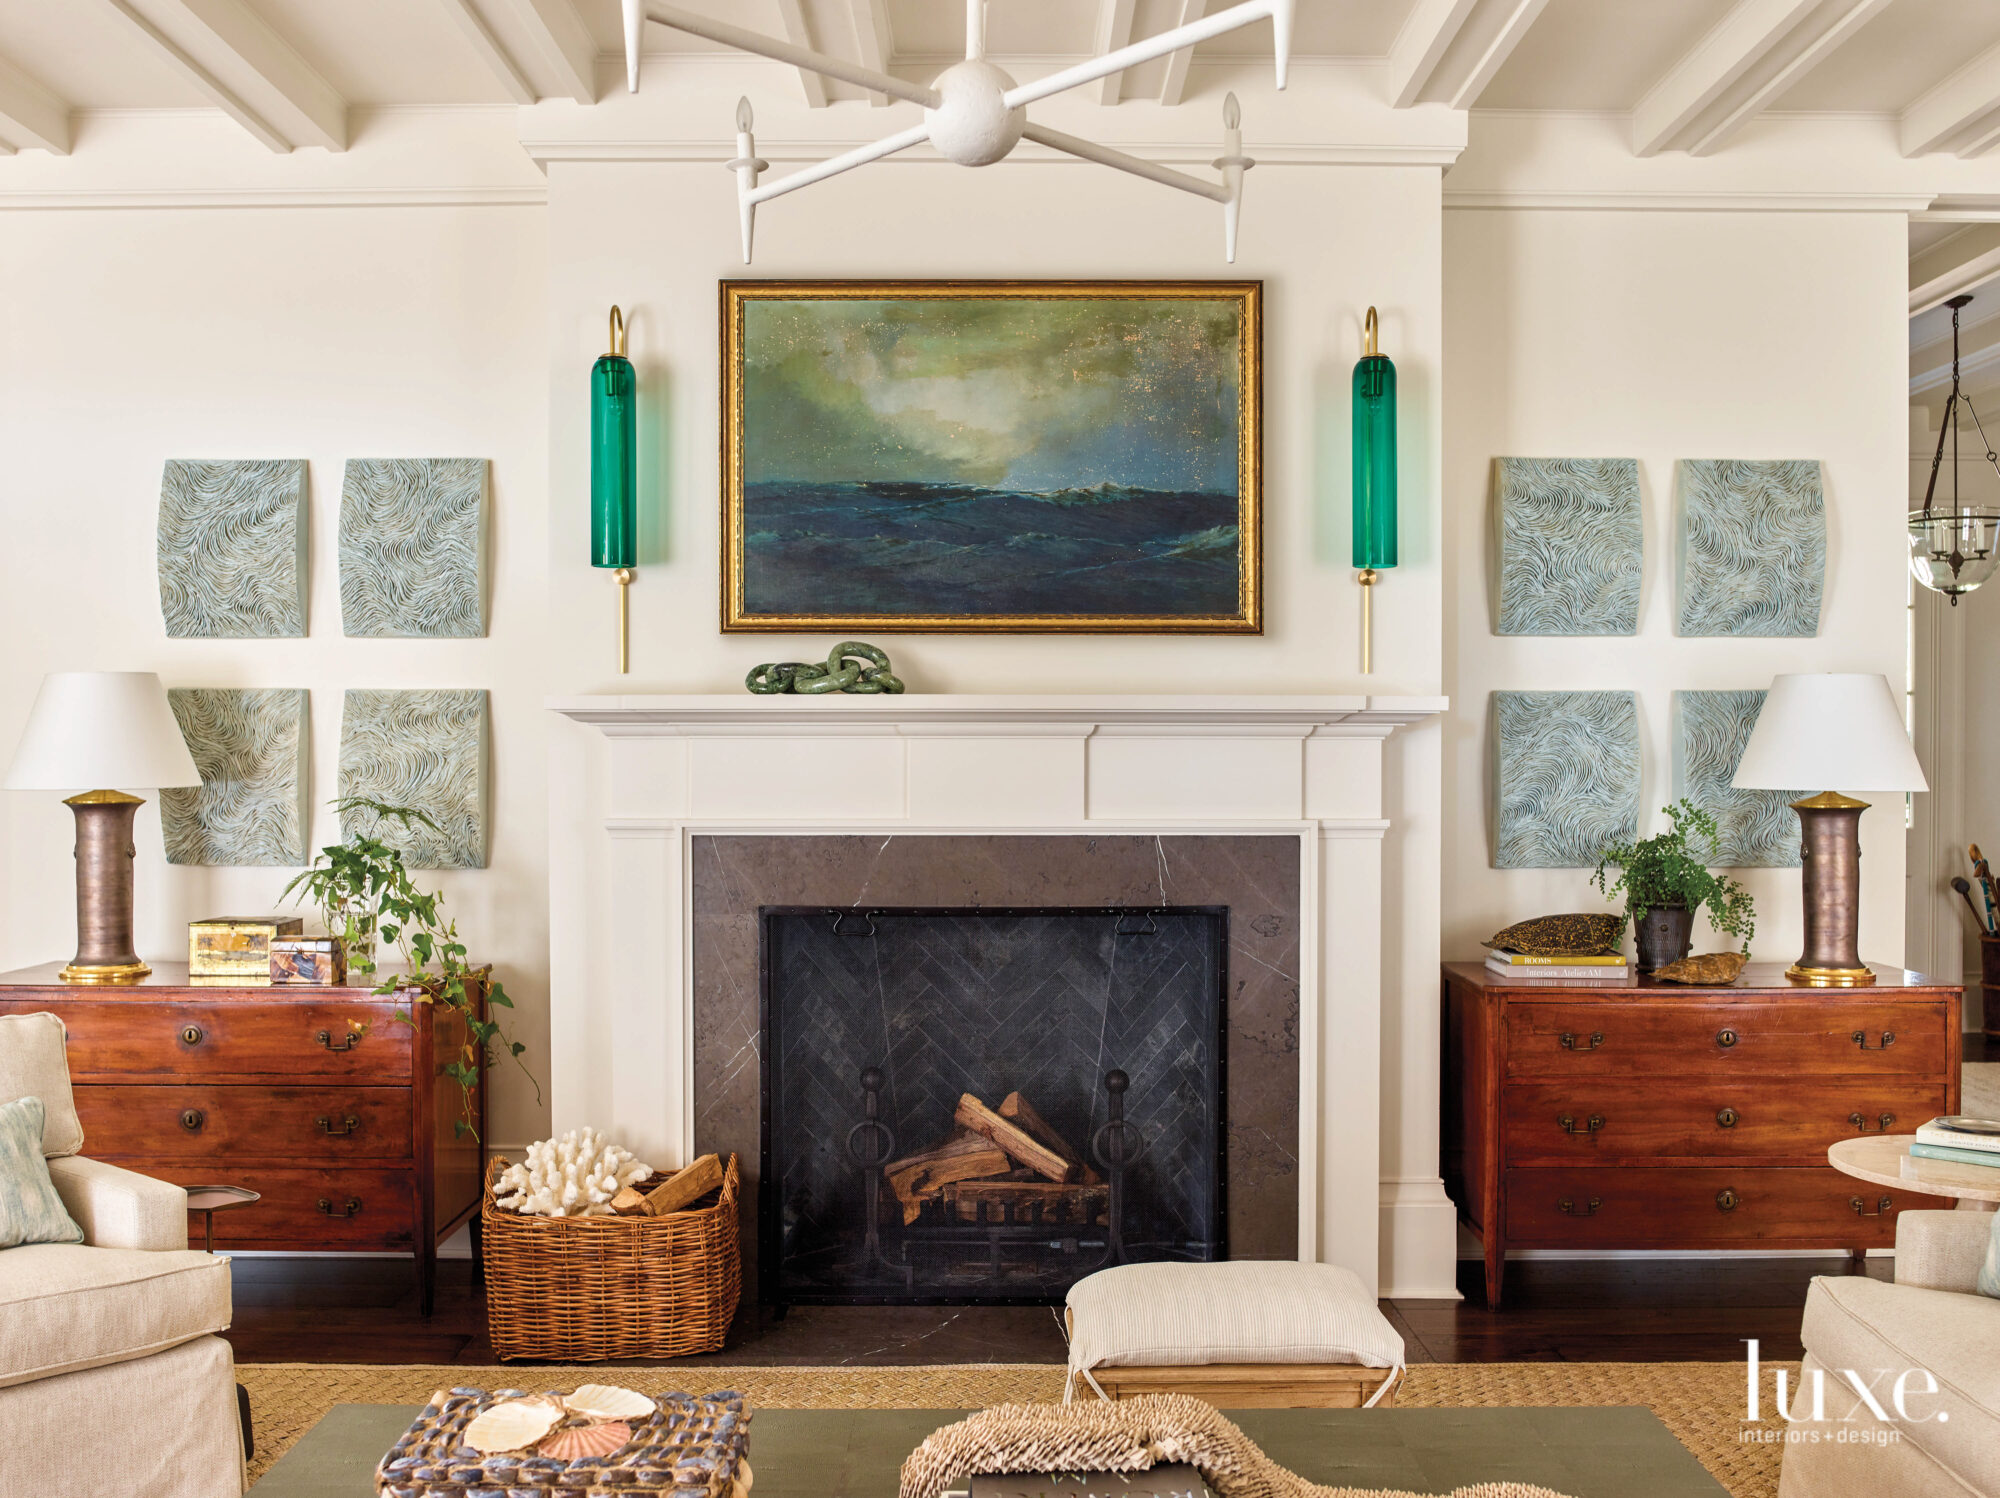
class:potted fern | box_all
[285,798,537,1139]
[1592,800,1756,971]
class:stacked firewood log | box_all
[881,1092,1108,1227]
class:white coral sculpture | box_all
[493,1128,653,1217]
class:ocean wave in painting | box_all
[741,481,1242,618]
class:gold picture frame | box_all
[720,279,1262,634]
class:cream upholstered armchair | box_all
[0,1012,242,1498]
[1780,1209,2000,1498]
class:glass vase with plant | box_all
[284,798,537,1138]
[1592,799,1756,971]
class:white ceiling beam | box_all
[1158,0,1207,107]
[774,0,829,109]
[1386,0,1550,111]
[436,0,536,105]
[1903,40,2000,158]
[847,0,893,107]
[1096,0,1137,105]
[1911,225,2000,316]
[1632,0,1890,158]
[1387,0,1479,109]
[102,0,291,151]
[107,0,345,150]
[504,0,597,104]
[0,51,71,154]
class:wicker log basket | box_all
[481,1153,741,1362]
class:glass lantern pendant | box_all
[592,306,638,670]
[1911,293,2000,606]
[1352,306,1397,672]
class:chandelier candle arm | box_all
[1018,124,1230,204]
[627,0,942,107]
[1001,0,1294,112]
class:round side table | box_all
[1828,1135,2000,1213]
[184,1184,261,1252]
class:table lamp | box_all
[3,672,201,983]
[1732,673,1928,987]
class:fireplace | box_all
[759,906,1226,1305]
[551,696,1457,1299]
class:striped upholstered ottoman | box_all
[1063,1262,1405,1409]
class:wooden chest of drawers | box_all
[0,962,484,1315]
[1442,961,1962,1307]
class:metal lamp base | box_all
[60,789,149,985]
[1787,791,1875,989]
[1784,963,1877,988]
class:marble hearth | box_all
[546,694,1451,1294]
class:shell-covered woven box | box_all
[376,1386,751,1497]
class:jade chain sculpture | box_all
[745,642,905,695]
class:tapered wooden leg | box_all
[418,1240,436,1318]
[1485,1237,1505,1308]
[469,1215,485,1287]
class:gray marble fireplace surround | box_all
[689,833,1303,1298]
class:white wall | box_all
[1442,208,1912,965]
[0,199,555,1145]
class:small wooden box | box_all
[188,916,303,978]
[271,937,346,986]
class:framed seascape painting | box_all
[720,280,1262,633]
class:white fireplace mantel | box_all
[545,693,1451,1296]
[550,693,1448,733]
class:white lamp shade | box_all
[3,672,201,792]
[1732,673,1928,794]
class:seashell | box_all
[463,1397,562,1453]
[564,1384,657,1422]
[539,1421,631,1460]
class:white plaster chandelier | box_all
[620,0,1294,263]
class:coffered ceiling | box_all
[5,0,2000,155]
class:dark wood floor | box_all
[222,1251,1889,1366]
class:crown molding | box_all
[1444,188,1933,212]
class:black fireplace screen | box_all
[759,906,1227,1305]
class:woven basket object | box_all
[482,1154,742,1362]
[376,1386,750,1497]
[900,1396,1576,1498]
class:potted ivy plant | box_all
[285,798,537,1139]
[1592,799,1756,971]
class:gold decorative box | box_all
[188,916,304,978]
[271,936,346,986]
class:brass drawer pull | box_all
[1850,1195,1894,1218]
[179,1109,205,1132]
[1715,1029,1739,1049]
[1848,1112,1895,1134]
[1559,1031,1605,1051]
[1850,1030,1895,1051]
[317,1197,362,1218]
[1556,1196,1601,1217]
[1716,1108,1739,1128]
[1716,1188,1739,1212]
[180,1025,205,1047]
[1557,1113,1604,1135]
[314,1028,362,1053]
[317,1114,360,1136]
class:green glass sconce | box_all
[592,305,638,673]
[1351,306,1397,674]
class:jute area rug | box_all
[238,1360,1787,1497]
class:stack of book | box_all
[1911,1117,2000,1170]
[1484,949,1631,984]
